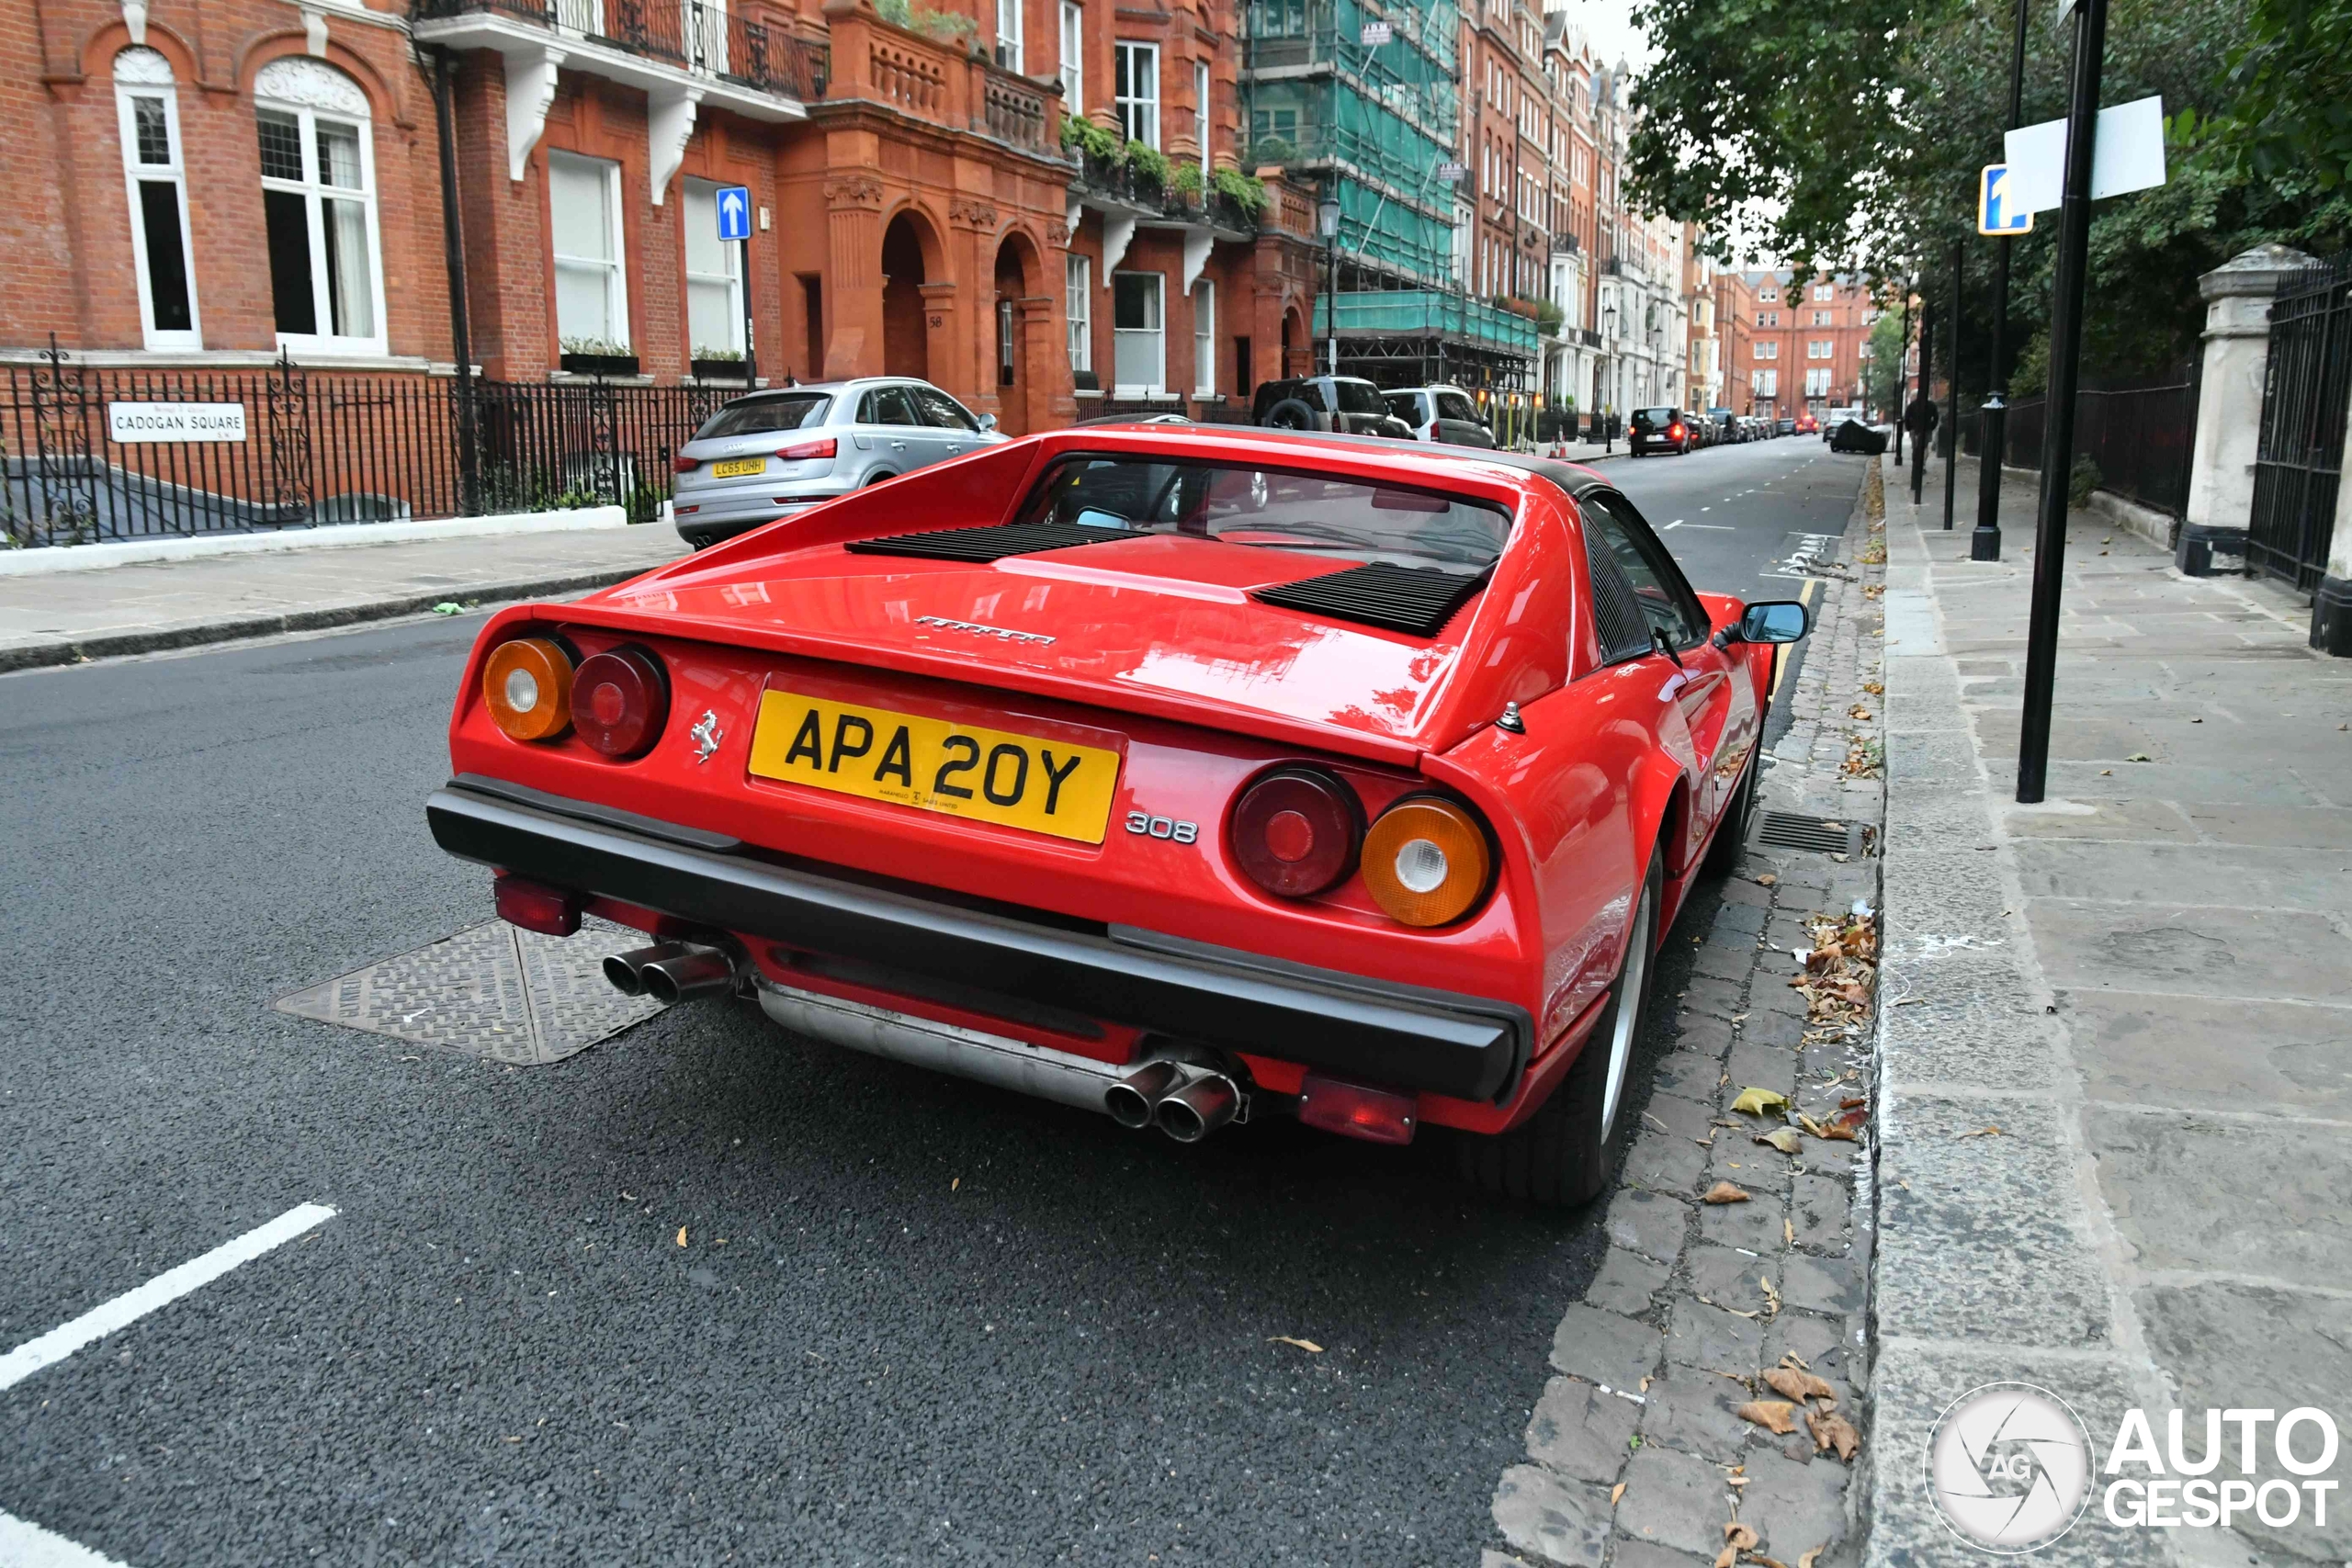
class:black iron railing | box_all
[1,344,736,546]
[1961,380,2198,518]
[413,0,827,100]
[2248,254,2351,589]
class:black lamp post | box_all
[1317,188,1342,378]
[1601,299,1618,452]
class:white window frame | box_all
[549,151,630,352]
[682,177,744,356]
[113,52,202,352]
[1756,341,1777,359]
[1195,58,1211,175]
[1114,41,1159,149]
[1192,278,1215,397]
[1813,283,1833,301]
[1805,367,1831,396]
[1808,339,1832,359]
[997,0,1023,73]
[1753,367,1777,397]
[1065,253,1091,373]
[1058,1,1083,108]
[1111,269,1164,394]
[255,63,388,356]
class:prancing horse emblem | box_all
[688,709,723,764]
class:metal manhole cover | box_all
[1754,810,1863,855]
[274,917,663,1065]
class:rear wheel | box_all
[1265,399,1316,431]
[1459,849,1663,1207]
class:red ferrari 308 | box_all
[428,424,1808,1206]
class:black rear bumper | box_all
[427,779,1531,1101]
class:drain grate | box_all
[275,917,662,1066]
[1754,810,1863,855]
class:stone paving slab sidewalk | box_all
[1487,461,1890,1568]
[1872,457,2352,1567]
[0,525,688,671]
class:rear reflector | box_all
[571,646,670,759]
[1297,1074,1418,1145]
[1230,766,1362,897]
[494,874,581,936]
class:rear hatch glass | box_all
[696,394,832,439]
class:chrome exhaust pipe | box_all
[637,944,737,1006]
[1155,1071,1241,1145]
[602,943,679,997]
[1104,1061,1185,1129]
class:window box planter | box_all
[691,357,749,381]
[560,352,640,378]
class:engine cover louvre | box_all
[843,521,1140,563]
[1250,562,1489,638]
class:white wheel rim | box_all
[1600,882,1654,1142]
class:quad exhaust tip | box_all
[1105,1061,1243,1143]
[604,942,736,1006]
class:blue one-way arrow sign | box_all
[715,185,752,242]
[1978,164,2032,236]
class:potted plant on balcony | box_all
[1210,166,1270,229]
[1170,161,1204,213]
[691,345,747,381]
[560,336,639,378]
[1125,141,1171,205]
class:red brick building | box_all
[1733,269,1874,421]
[5,0,1319,517]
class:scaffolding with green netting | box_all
[1244,0,1532,382]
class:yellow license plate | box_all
[748,690,1123,843]
[709,457,765,479]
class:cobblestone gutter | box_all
[1485,465,1890,1568]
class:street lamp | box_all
[1317,189,1342,378]
[1600,300,1618,452]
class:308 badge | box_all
[746,688,1123,843]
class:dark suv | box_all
[1627,407,1691,457]
[1250,376,1415,440]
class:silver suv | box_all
[1382,385,1496,447]
[670,378,1007,548]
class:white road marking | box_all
[0,1509,136,1567]
[1678,524,1735,530]
[0,1203,336,1392]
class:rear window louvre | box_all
[1585,529,1655,664]
[1250,562,1488,638]
[843,521,1138,563]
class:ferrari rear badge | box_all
[914,615,1056,647]
[688,709,723,764]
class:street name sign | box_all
[107,402,247,443]
[715,185,752,243]
[1978,164,2034,234]
[2002,96,2167,213]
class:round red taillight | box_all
[1229,767,1363,897]
[569,646,669,759]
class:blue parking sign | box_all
[715,185,752,243]
[1977,164,2032,236]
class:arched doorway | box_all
[1282,305,1306,377]
[881,214,929,379]
[991,231,1044,437]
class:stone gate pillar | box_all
[2177,243,2312,574]
[823,173,887,379]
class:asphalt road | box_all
[0,438,1864,1567]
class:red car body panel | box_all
[435,425,1776,1141]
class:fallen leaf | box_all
[1808,1407,1862,1461]
[1611,1482,1626,1506]
[1759,1275,1781,1316]
[1755,873,1778,887]
[1731,1087,1791,1118]
[431,601,464,615]
[1957,1124,2004,1139]
[1766,1367,1838,1404]
[1831,1105,1869,1133]
[1716,1520,1760,1568]
[675,1226,687,1247]
[1754,1127,1803,1154]
[1267,1336,1324,1353]
[1779,1349,1813,1371]
[951,1177,960,1191]
[2126,752,2153,762]
[1783,1218,1795,1247]
[2099,768,2113,775]
[1736,1399,1799,1435]
[1800,1549,1826,1568]
[1702,1181,1752,1205]
[1698,1296,1761,1319]
[1839,1097,1868,1111]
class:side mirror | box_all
[976,412,999,433]
[1730,600,1810,644]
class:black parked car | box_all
[1829,418,1888,455]
[1627,406,1691,457]
[1250,376,1415,440]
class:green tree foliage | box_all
[1628,0,2351,380]
[1864,310,1908,412]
